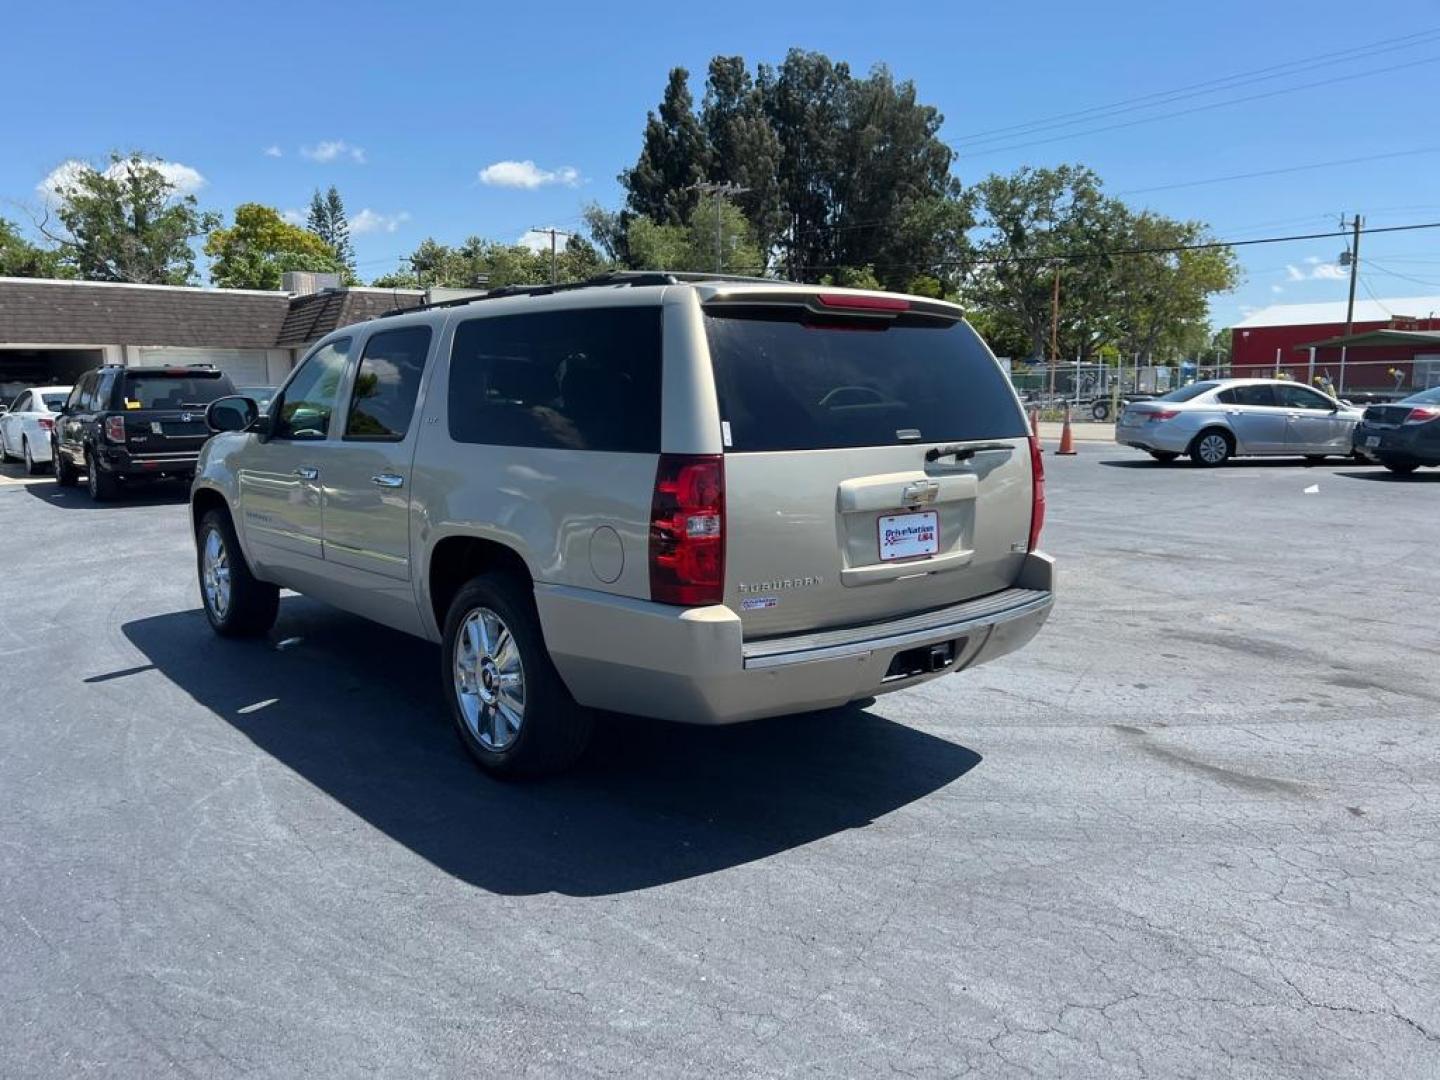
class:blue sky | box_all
[5,0,1440,327]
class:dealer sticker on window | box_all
[878,511,939,561]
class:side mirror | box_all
[206,395,259,433]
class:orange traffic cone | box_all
[1055,404,1077,455]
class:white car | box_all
[0,386,71,475]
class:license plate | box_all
[1366,436,1381,447]
[878,511,939,561]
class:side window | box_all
[275,339,350,440]
[447,307,663,452]
[1276,385,1333,410]
[1231,384,1276,407]
[345,327,432,440]
[95,372,117,411]
[11,393,30,413]
[64,379,85,412]
[77,374,98,412]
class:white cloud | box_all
[351,208,412,235]
[478,160,580,189]
[1285,261,1347,283]
[281,208,306,226]
[301,140,366,164]
[1303,255,1322,265]
[1271,285,1285,294]
[517,227,573,253]
[263,145,283,158]
[37,157,206,204]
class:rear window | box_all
[448,307,662,452]
[41,394,67,411]
[121,373,234,409]
[703,308,1026,452]
[1157,381,1219,403]
[1403,386,1440,405]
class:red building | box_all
[1230,294,1440,397]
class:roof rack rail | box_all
[378,269,783,318]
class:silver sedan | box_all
[1115,378,1364,466]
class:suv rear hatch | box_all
[110,369,236,458]
[703,291,1036,639]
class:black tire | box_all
[85,449,120,501]
[1090,400,1111,421]
[441,572,593,779]
[1384,462,1419,476]
[22,439,45,476]
[197,508,279,637]
[53,446,78,487]
[1148,450,1180,463]
[0,434,13,463]
[1188,429,1234,467]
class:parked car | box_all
[234,386,276,412]
[53,365,237,500]
[1352,385,1440,475]
[192,272,1055,777]
[0,386,70,475]
[1114,378,1363,466]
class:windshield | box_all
[1155,381,1219,403]
[40,393,67,411]
[704,308,1026,451]
[1402,386,1440,406]
[122,374,234,409]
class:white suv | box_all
[193,273,1054,776]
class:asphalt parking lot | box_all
[2,449,1437,1079]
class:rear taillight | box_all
[105,416,127,444]
[1404,406,1440,424]
[1027,434,1046,553]
[37,418,54,433]
[815,293,910,313]
[650,454,725,606]
[1148,410,1180,421]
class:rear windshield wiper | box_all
[925,442,1014,463]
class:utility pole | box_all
[1339,213,1363,394]
[688,182,750,271]
[531,227,575,285]
[1048,264,1061,398]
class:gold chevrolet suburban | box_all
[192,273,1054,777]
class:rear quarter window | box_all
[447,307,662,452]
[703,308,1026,452]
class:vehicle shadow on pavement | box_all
[122,602,982,897]
[24,480,191,509]
[1333,469,1440,483]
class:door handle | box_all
[293,466,319,480]
[371,473,405,488]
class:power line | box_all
[955,54,1440,158]
[720,219,1440,276]
[951,26,1440,143]
[1115,146,1440,196]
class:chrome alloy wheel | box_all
[202,528,232,621]
[453,607,526,751]
[1197,433,1230,464]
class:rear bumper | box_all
[1353,423,1440,465]
[1114,421,1193,453]
[96,447,200,478]
[537,553,1055,725]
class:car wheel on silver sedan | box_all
[1190,430,1233,467]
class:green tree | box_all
[622,68,710,226]
[39,152,219,284]
[624,195,763,274]
[205,203,345,290]
[307,185,355,274]
[701,56,784,254]
[0,218,69,278]
[389,234,610,290]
